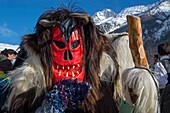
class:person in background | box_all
[154,54,160,64]
[159,43,170,113]
[154,43,170,96]
[0,49,17,112]
[0,49,17,74]
[0,53,4,61]
[0,49,8,61]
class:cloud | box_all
[0,23,19,38]
[0,23,20,45]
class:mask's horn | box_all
[39,19,60,27]
[69,13,90,25]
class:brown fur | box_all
[81,20,119,113]
[9,88,44,113]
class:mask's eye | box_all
[53,41,65,49]
[71,40,80,49]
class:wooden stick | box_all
[127,15,149,68]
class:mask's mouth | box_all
[52,63,83,77]
[52,62,84,84]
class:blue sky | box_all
[0,0,159,45]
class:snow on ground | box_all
[0,43,19,52]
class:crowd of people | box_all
[153,43,170,113]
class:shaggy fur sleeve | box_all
[99,52,117,84]
[6,54,46,113]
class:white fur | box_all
[122,68,159,113]
[100,52,117,81]
[110,33,135,74]
[109,33,135,99]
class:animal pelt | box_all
[122,67,159,113]
[6,7,119,113]
[106,32,135,99]
[107,32,134,75]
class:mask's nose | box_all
[64,50,73,60]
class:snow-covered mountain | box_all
[92,5,153,33]
[92,0,170,65]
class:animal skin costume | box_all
[6,7,119,113]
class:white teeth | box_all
[72,72,75,77]
[66,72,68,77]
[77,64,80,67]
[58,71,61,76]
[72,31,75,36]
[62,66,64,70]
[67,66,70,70]
[73,66,75,69]
[76,71,79,74]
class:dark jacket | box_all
[0,59,13,74]
[160,59,170,85]
[161,84,170,113]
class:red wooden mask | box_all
[51,26,84,84]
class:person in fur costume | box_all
[108,33,160,113]
[5,6,119,113]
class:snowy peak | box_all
[118,5,150,17]
[92,9,117,23]
[148,0,170,16]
